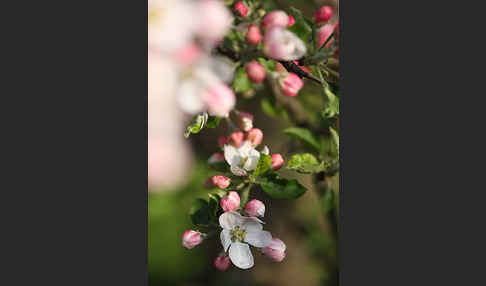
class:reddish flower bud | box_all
[211,175,231,189]
[246,128,263,147]
[318,23,335,49]
[237,111,254,132]
[229,131,244,147]
[218,136,228,149]
[279,72,303,97]
[246,61,266,83]
[182,230,203,249]
[246,24,262,45]
[233,1,248,17]
[271,153,284,170]
[214,253,231,271]
[262,10,289,30]
[220,191,240,212]
[262,238,286,262]
[314,5,333,24]
[245,199,265,217]
[208,152,225,164]
[287,15,295,27]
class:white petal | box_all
[237,141,253,158]
[261,145,269,155]
[176,80,205,114]
[224,145,241,166]
[229,242,254,269]
[219,211,244,229]
[244,150,260,171]
[244,230,272,248]
[231,165,247,176]
[242,217,263,232]
[220,229,232,252]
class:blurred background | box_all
[148,1,339,285]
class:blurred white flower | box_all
[264,27,307,61]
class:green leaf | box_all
[257,57,276,72]
[259,173,307,199]
[322,87,339,118]
[189,199,211,226]
[322,189,335,213]
[232,67,252,94]
[184,113,208,138]
[288,7,313,44]
[206,116,221,128]
[284,127,322,152]
[287,153,325,174]
[329,127,339,156]
[251,154,272,179]
[261,96,287,118]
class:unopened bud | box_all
[233,1,248,17]
[314,5,333,24]
[218,136,228,149]
[229,131,244,147]
[271,153,284,170]
[208,152,225,164]
[245,199,265,217]
[262,11,289,30]
[236,111,254,132]
[262,238,286,262]
[211,175,231,189]
[318,23,335,49]
[246,128,263,147]
[220,191,240,212]
[214,253,231,271]
[182,230,204,249]
[287,15,295,27]
[246,61,266,83]
[246,24,262,45]
[279,72,303,97]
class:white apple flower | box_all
[219,211,272,269]
[224,141,261,176]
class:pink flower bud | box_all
[271,153,284,170]
[263,27,307,61]
[203,83,236,117]
[318,23,335,49]
[262,10,289,30]
[182,230,203,249]
[245,199,265,217]
[229,131,244,147]
[314,5,333,24]
[174,42,202,68]
[236,111,254,132]
[218,136,228,149]
[287,15,295,27]
[211,175,231,189]
[208,152,225,164]
[214,254,231,271]
[233,1,248,17]
[246,24,262,45]
[246,61,266,84]
[262,238,286,262]
[279,72,303,97]
[246,128,263,147]
[220,191,240,212]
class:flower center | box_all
[241,157,249,167]
[230,226,247,242]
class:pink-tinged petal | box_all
[219,211,244,229]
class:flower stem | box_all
[239,183,253,208]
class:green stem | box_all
[239,183,253,208]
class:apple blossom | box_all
[261,10,289,30]
[174,42,202,68]
[263,27,307,61]
[214,253,231,271]
[211,175,231,189]
[182,230,204,249]
[246,61,266,83]
[262,238,286,262]
[287,15,295,27]
[246,128,263,147]
[314,5,333,24]
[233,1,248,17]
[236,111,254,132]
[229,131,245,147]
[279,72,303,97]
[271,153,284,170]
[219,212,272,269]
[318,23,335,49]
[246,24,262,46]
[203,83,236,117]
[224,141,261,176]
[208,152,225,164]
[196,0,233,45]
[245,199,265,217]
[220,191,241,212]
